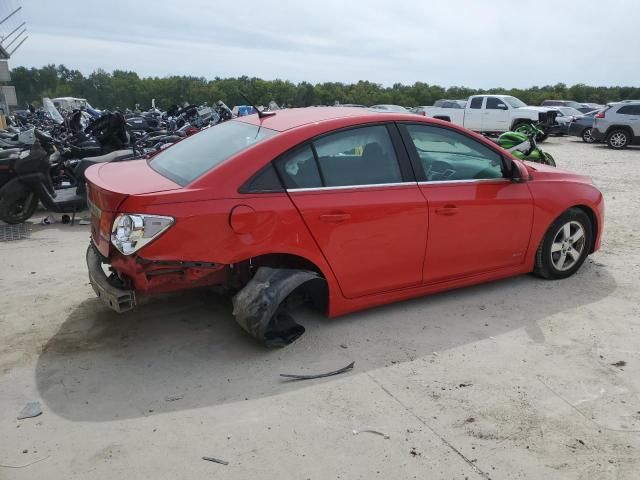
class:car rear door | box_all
[398,123,534,283]
[275,124,428,298]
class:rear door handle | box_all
[319,212,351,223]
[435,205,459,216]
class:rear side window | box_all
[313,125,402,187]
[618,105,640,115]
[150,121,277,185]
[241,163,283,193]
[275,145,322,189]
[469,97,483,109]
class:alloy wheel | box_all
[550,221,586,271]
[609,132,627,148]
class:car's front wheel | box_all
[581,127,596,143]
[534,208,592,279]
[607,129,630,149]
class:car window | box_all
[150,120,277,185]
[469,97,483,109]
[404,124,504,182]
[313,125,402,187]
[486,97,506,109]
[618,105,640,115]
[241,163,283,193]
[275,145,322,189]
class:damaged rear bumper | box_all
[86,244,136,313]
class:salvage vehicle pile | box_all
[0,99,237,224]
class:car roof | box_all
[234,106,414,132]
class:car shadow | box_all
[35,259,615,422]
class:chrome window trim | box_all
[418,178,510,185]
[287,181,416,193]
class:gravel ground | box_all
[0,136,639,479]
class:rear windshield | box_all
[149,120,277,185]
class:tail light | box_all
[595,111,605,119]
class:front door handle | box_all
[435,205,459,216]
[319,212,351,223]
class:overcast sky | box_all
[3,0,639,88]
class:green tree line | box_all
[9,64,640,110]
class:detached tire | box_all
[607,129,630,149]
[534,208,592,280]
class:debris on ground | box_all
[410,447,421,457]
[611,360,627,367]
[459,383,473,388]
[202,456,229,465]
[352,429,390,439]
[465,417,476,423]
[280,361,354,381]
[164,394,184,402]
[40,216,56,225]
[17,401,42,420]
[340,344,348,349]
[0,455,50,469]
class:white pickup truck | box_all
[422,95,559,139]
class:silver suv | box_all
[592,101,640,149]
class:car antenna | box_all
[240,93,276,119]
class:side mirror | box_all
[497,103,508,110]
[505,158,526,182]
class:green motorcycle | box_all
[496,123,556,167]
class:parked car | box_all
[568,109,602,143]
[423,95,559,140]
[578,103,604,113]
[84,107,604,347]
[548,106,586,135]
[433,99,467,109]
[592,101,640,149]
[370,104,411,113]
[541,99,584,109]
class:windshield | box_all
[502,96,527,109]
[150,120,277,185]
[42,97,64,124]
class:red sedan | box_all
[85,107,604,347]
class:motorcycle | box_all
[496,123,556,167]
[0,129,142,224]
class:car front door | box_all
[275,124,428,298]
[398,123,534,283]
[482,96,511,131]
[464,96,484,131]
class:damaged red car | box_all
[85,107,604,347]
